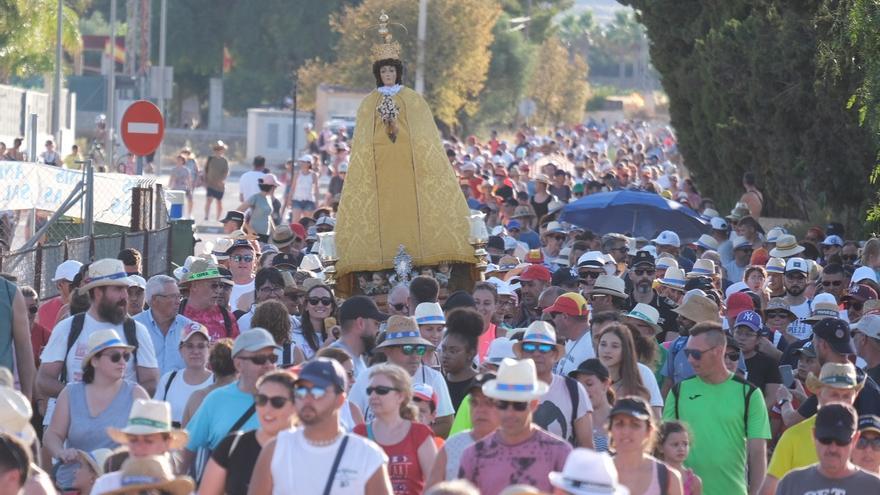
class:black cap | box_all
[487,235,505,251]
[338,296,389,324]
[568,358,609,381]
[793,340,817,358]
[629,250,655,268]
[443,290,476,312]
[296,357,347,391]
[551,267,579,287]
[272,253,299,269]
[813,318,855,355]
[684,277,714,293]
[220,210,245,224]
[814,403,857,443]
[227,239,255,254]
[609,396,651,421]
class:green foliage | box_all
[557,9,645,80]
[621,0,879,234]
[0,0,82,83]
[499,0,574,43]
[526,35,590,126]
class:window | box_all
[267,122,279,149]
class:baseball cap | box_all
[512,264,551,283]
[858,415,880,435]
[629,250,655,268]
[842,284,879,303]
[568,358,609,381]
[854,314,880,340]
[506,220,522,231]
[734,310,762,333]
[231,328,281,357]
[821,235,844,247]
[338,296,389,324]
[814,403,858,444]
[272,253,299,270]
[812,318,855,355]
[487,236,505,252]
[785,257,809,274]
[412,383,438,409]
[288,223,307,241]
[543,293,589,317]
[710,217,729,231]
[793,340,817,358]
[652,230,680,248]
[180,322,211,343]
[726,292,755,319]
[852,266,878,285]
[576,251,605,268]
[551,268,579,287]
[53,260,83,282]
[220,210,245,224]
[609,396,651,421]
[296,357,347,391]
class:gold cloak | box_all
[335,87,473,277]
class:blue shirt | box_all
[518,230,541,249]
[186,381,259,451]
[133,310,193,375]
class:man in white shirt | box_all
[238,155,266,202]
[330,296,388,379]
[547,293,595,376]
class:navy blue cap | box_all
[551,267,579,287]
[296,357,347,391]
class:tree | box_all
[499,0,574,43]
[526,35,589,126]
[0,0,82,84]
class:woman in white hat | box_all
[44,329,150,462]
[414,302,445,370]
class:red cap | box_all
[842,284,879,303]
[288,223,307,241]
[727,292,755,318]
[514,264,551,283]
[544,293,589,317]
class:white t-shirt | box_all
[270,428,386,495]
[535,374,592,443]
[787,299,814,341]
[553,332,595,376]
[349,364,454,421]
[239,170,265,203]
[638,362,664,407]
[229,281,255,311]
[153,370,214,423]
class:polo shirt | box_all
[133,309,194,375]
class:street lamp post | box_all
[291,69,298,161]
[53,0,63,148]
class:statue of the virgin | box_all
[334,12,474,281]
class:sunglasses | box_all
[683,345,718,361]
[294,386,328,400]
[494,400,529,411]
[817,436,852,447]
[766,311,791,319]
[366,385,399,396]
[578,271,602,280]
[822,281,843,287]
[391,302,407,311]
[231,255,254,263]
[103,351,131,363]
[841,255,858,263]
[255,394,292,409]
[856,436,880,451]
[308,297,333,306]
[401,345,428,356]
[237,354,276,365]
[847,301,864,312]
[634,269,656,277]
[521,342,556,354]
[28,305,38,314]
[725,350,741,361]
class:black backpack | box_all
[60,313,138,383]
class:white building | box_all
[245,108,312,165]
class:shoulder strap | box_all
[282,344,292,366]
[732,374,758,434]
[163,370,179,400]
[228,430,245,458]
[228,404,256,435]
[61,313,87,383]
[322,435,349,495]
[218,306,232,337]
[671,381,682,419]
[563,376,580,445]
[123,318,138,368]
[657,462,669,495]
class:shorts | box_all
[206,187,224,200]
[292,199,315,211]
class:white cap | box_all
[576,251,605,268]
[549,448,629,495]
[710,217,729,231]
[297,154,313,163]
[785,257,809,274]
[652,230,680,248]
[127,275,146,290]
[460,161,477,172]
[853,266,878,285]
[485,337,516,364]
[53,260,83,282]
[724,281,749,299]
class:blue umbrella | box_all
[559,189,710,241]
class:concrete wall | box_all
[246,108,312,166]
[0,84,76,156]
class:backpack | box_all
[670,374,758,434]
[60,312,138,383]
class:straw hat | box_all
[513,320,564,355]
[76,448,113,476]
[482,358,549,402]
[686,259,716,278]
[658,267,687,291]
[414,302,445,326]
[804,293,841,323]
[765,298,796,319]
[656,256,679,271]
[623,303,662,334]
[107,400,189,449]
[179,258,225,285]
[806,362,864,394]
[0,384,36,445]
[511,205,535,219]
[590,275,627,299]
[673,294,719,323]
[769,235,805,258]
[376,316,435,349]
[766,257,786,274]
[81,329,135,370]
[104,455,194,495]
[81,259,134,291]
[270,225,297,249]
[692,234,719,251]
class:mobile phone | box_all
[779,364,795,388]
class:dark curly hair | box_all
[372,58,404,87]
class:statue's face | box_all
[380,65,397,86]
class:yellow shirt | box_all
[767,415,817,479]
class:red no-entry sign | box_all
[121,100,165,156]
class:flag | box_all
[223,45,234,73]
[104,36,125,64]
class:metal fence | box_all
[0,227,172,300]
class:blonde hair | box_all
[862,238,879,267]
[369,363,418,421]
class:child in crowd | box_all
[656,420,703,495]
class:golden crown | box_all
[371,11,402,62]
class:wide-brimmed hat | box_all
[623,303,662,334]
[686,259,716,278]
[769,235,805,258]
[549,448,629,495]
[0,384,37,445]
[179,259,225,285]
[806,362,864,394]
[75,448,113,477]
[765,298,796,319]
[107,400,189,449]
[482,358,548,402]
[213,140,227,150]
[81,259,134,291]
[376,315,435,349]
[590,275,627,299]
[81,329,135,370]
[658,267,687,291]
[511,205,536,219]
[414,302,445,326]
[673,294,719,323]
[104,456,194,495]
[804,293,841,322]
[514,321,564,355]
[270,225,297,248]
[692,234,719,251]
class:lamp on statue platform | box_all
[468,213,490,269]
[317,231,338,285]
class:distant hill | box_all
[569,0,632,24]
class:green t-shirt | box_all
[663,373,771,495]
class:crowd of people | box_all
[2,121,880,495]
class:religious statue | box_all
[334,11,474,284]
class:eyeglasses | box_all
[725,350,741,361]
[231,255,254,263]
[237,354,276,365]
[521,342,556,354]
[308,296,333,306]
[259,285,284,296]
[28,305,38,314]
[366,385,399,396]
[817,436,852,447]
[847,301,865,312]
[634,269,656,277]
[494,400,529,411]
[683,345,718,361]
[155,293,183,301]
[294,386,328,400]
[103,351,132,363]
[255,394,292,409]
[401,345,428,356]
[766,311,791,319]
[390,302,407,311]
[822,281,843,287]
[181,342,209,351]
[856,436,880,451]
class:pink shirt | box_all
[459,428,571,495]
